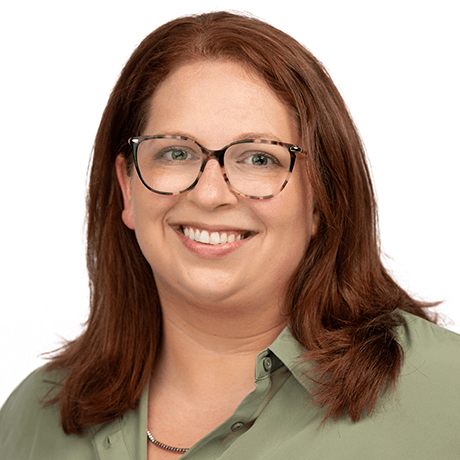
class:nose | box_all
[186,159,238,210]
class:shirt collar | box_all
[266,326,316,393]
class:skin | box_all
[116,60,319,458]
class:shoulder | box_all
[0,366,96,460]
[397,310,460,373]
[282,313,460,459]
[0,366,62,433]
[384,311,460,440]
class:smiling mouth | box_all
[180,226,254,245]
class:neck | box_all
[147,295,287,448]
[151,296,286,396]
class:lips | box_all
[181,226,251,245]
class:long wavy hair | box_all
[46,11,435,434]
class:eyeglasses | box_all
[128,135,304,199]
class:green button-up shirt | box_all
[1,311,460,459]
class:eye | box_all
[249,153,271,166]
[158,147,195,161]
[239,151,281,167]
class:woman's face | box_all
[117,60,319,313]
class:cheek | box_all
[254,203,310,267]
[255,184,312,238]
[130,191,178,246]
[132,186,177,221]
[249,196,310,290]
[249,172,315,278]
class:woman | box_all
[1,11,459,460]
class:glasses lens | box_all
[136,137,203,194]
[225,142,292,197]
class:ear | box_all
[311,206,320,238]
[115,154,135,230]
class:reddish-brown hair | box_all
[46,11,435,433]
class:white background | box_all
[1,0,459,407]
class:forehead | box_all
[143,60,299,148]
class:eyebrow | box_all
[155,131,284,144]
[234,132,283,142]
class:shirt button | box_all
[231,422,244,432]
[263,356,272,372]
[104,436,112,449]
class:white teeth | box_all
[210,232,220,245]
[199,230,210,244]
[181,226,246,245]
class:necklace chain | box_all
[147,430,190,453]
